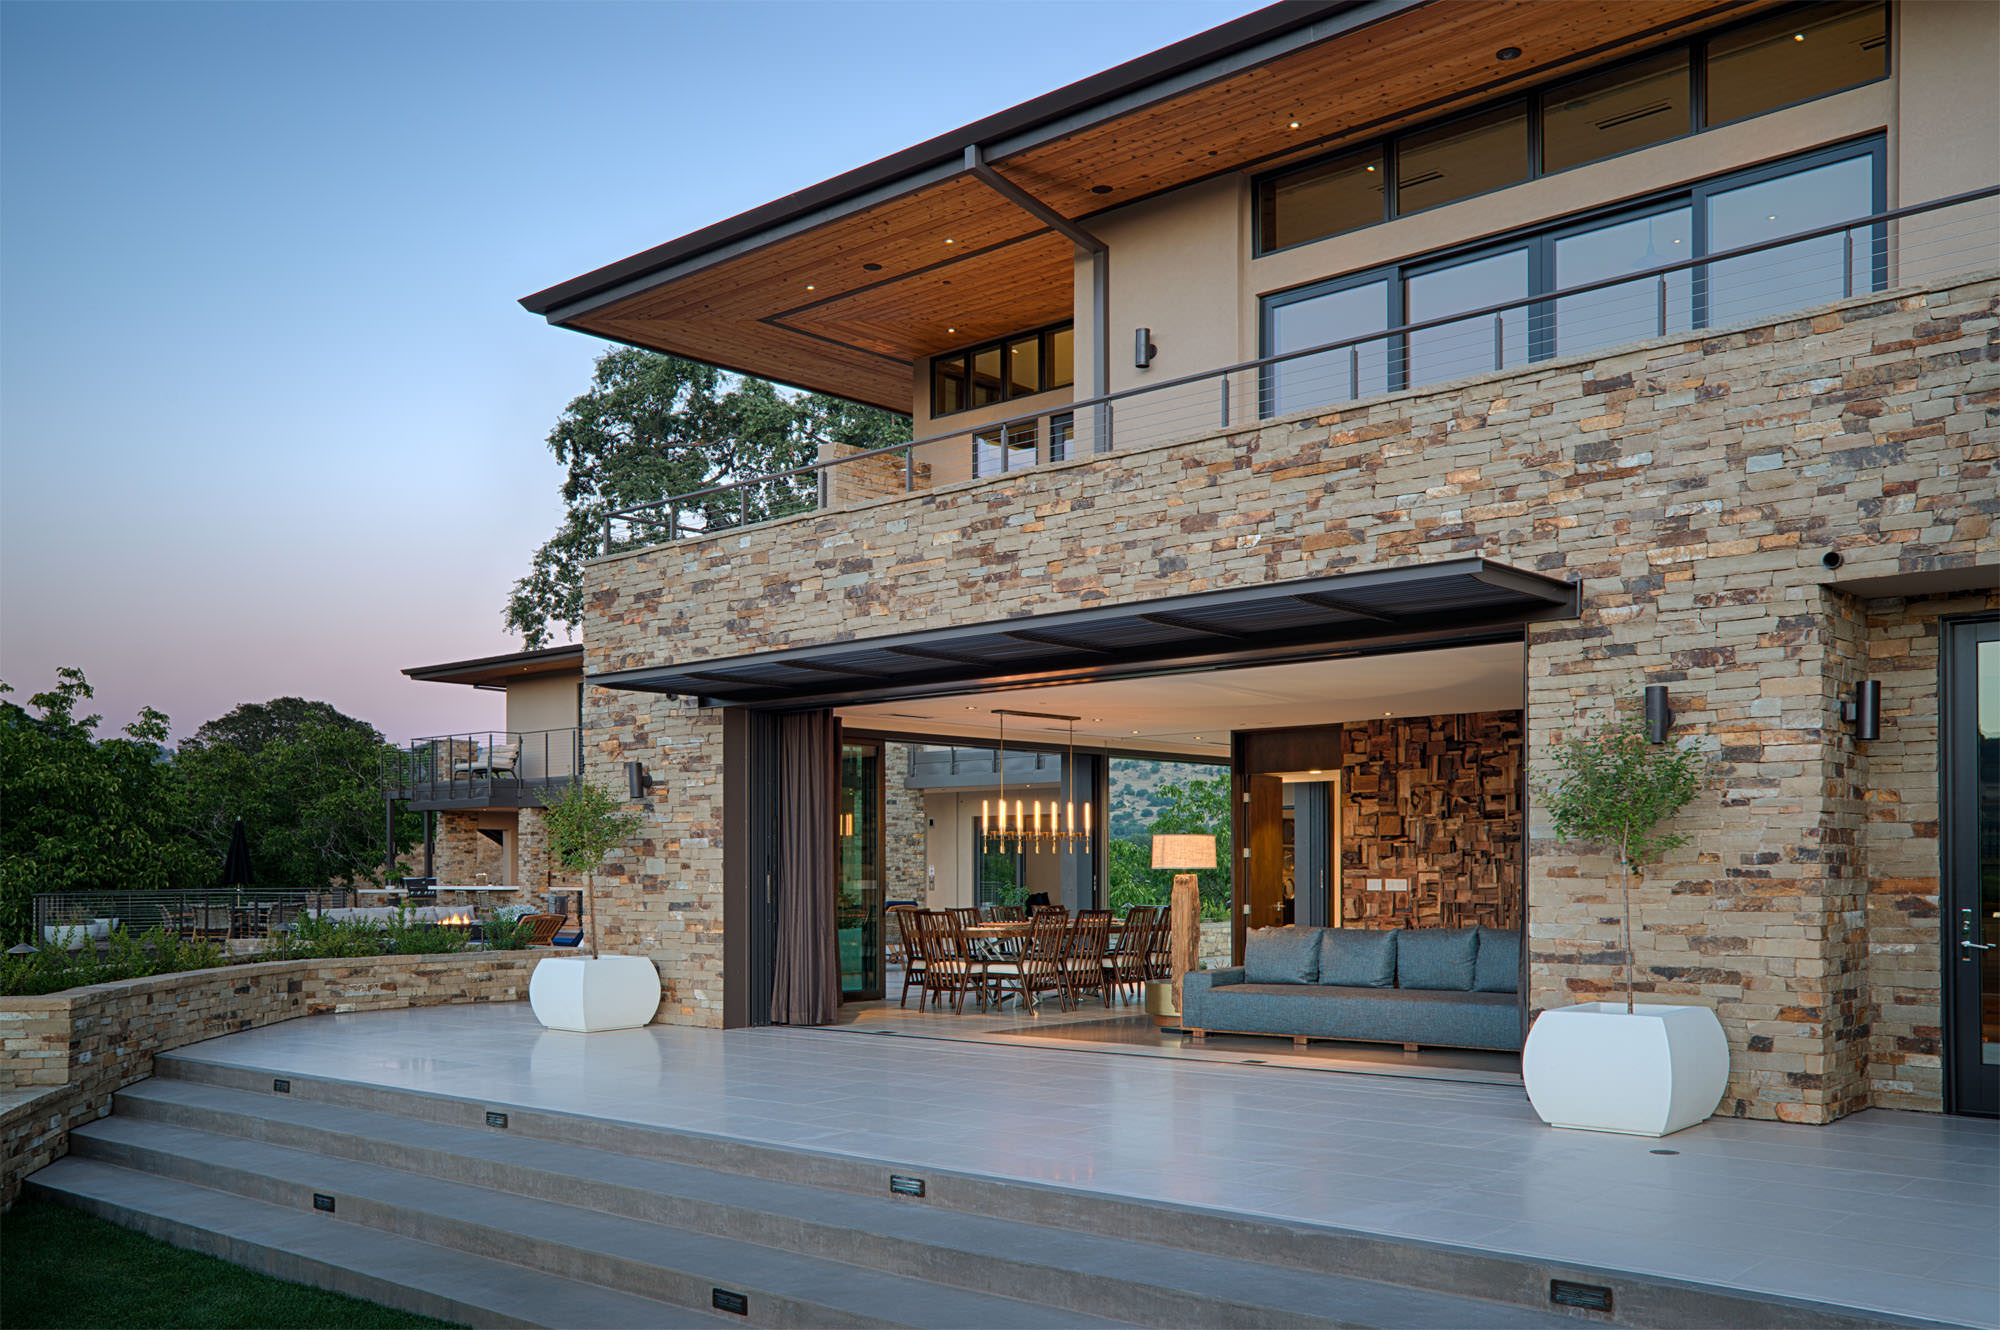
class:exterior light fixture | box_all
[1496,46,1522,60]
[1843,681,1882,741]
[1645,685,1672,745]
[1134,327,1157,368]
[625,760,655,800]
[7,943,35,957]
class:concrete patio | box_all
[84,1002,1995,1328]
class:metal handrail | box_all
[384,726,583,798]
[605,185,2000,549]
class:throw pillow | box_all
[1316,927,1398,987]
[1243,926,1323,984]
[1397,927,1480,990]
[1473,926,1521,993]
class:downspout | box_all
[963,145,1111,451]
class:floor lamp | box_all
[1151,833,1217,1017]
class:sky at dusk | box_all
[0,0,1252,746]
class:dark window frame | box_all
[929,321,1075,419]
[1258,135,1885,409]
[1253,1,1888,258]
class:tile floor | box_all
[170,1004,1999,1328]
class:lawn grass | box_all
[0,1197,464,1329]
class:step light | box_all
[711,1289,749,1316]
[272,1079,290,1094]
[313,1193,336,1213]
[889,1174,926,1198]
[485,1111,509,1129]
[1549,1280,1612,1313]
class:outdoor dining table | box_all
[961,919,1128,938]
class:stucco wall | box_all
[583,272,1998,1121]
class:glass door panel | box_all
[1405,248,1529,389]
[1946,617,1999,1115]
[838,740,883,1001]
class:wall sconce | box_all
[1842,680,1881,741]
[1644,684,1671,745]
[1133,327,1157,369]
[625,760,655,800]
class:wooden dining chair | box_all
[988,909,1069,1010]
[1146,904,1175,981]
[992,904,1026,922]
[890,906,926,1008]
[933,910,993,1014]
[1063,909,1115,1009]
[1111,906,1159,1001]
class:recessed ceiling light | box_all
[1131,730,1140,735]
[1365,165,1376,172]
[805,284,815,291]
[947,326,956,333]
[1090,185,1112,195]
[1496,46,1521,60]
[1384,711,1392,717]
[1309,769,1322,775]
[1792,32,1804,41]
[944,238,955,245]
[1287,120,1301,129]
[862,262,882,271]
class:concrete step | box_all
[152,1049,1929,1330]
[25,1157,725,1330]
[66,1115,1140,1330]
[109,1075,1568,1330]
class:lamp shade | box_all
[1151,833,1217,870]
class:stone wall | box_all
[0,952,540,1207]
[433,811,509,884]
[582,275,1998,1120]
[883,744,929,904]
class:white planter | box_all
[1523,1002,1729,1137]
[528,955,662,1033]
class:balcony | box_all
[385,728,582,809]
[600,188,2000,552]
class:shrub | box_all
[480,912,535,951]
[383,906,466,956]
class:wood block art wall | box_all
[1339,710,1522,930]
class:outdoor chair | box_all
[991,905,1026,922]
[1146,905,1174,981]
[455,742,520,778]
[519,913,564,946]
[1062,910,1115,1009]
[986,910,1068,1010]
[917,910,989,1014]
[190,905,233,941]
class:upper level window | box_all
[1395,103,1529,217]
[1540,48,1691,174]
[1254,2,1886,256]
[930,323,1072,418]
[1704,3,1887,128]
[1260,138,1882,416]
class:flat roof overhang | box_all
[403,643,584,691]
[589,558,1577,709]
[521,0,1777,412]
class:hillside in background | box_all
[1106,758,1227,840]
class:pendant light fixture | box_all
[982,709,1091,855]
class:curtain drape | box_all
[770,709,840,1025]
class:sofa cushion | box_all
[1317,928,1398,988]
[1397,928,1479,991]
[1473,927,1521,993]
[1182,983,1521,1051]
[1243,926,1322,984]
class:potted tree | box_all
[527,780,659,1033]
[1524,705,1723,1136]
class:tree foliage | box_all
[175,699,420,894]
[539,780,642,956]
[1539,706,1707,1011]
[506,349,910,647]
[1106,772,1232,920]
[0,670,211,942]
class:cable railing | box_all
[604,187,2000,552]
[383,727,583,803]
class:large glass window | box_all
[1405,249,1529,388]
[1541,49,1691,174]
[1553,206,1693,355]
[1704,2,1887,128]
[1395,103,1529,217]
[929,323,1072,418]
[1705,153,1876,327]
[1253,4,1887,256]
[1258,145,1386,252]
[1265,278,1390,416]
[1048,413,1074,463]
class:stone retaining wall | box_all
[0,952,541,1208]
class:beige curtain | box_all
[770,710,839,1025]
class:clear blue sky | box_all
[0,0,1253,744]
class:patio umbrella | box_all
[220,817,253,888]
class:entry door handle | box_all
[1962,940,1996,952]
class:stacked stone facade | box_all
[580,276,1997,1120]
[882,744,929,904]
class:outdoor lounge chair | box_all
[518,913,564,945]
[455,742,519,778]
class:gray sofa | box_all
[1181,925,1522,1052]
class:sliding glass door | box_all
[837,739,884,1002]
[1944,616,1999,1116]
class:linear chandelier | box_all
[982,709,1090,855]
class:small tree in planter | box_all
[529,780,656,1033]
[539,779,641,957]
[1525,700,1724,1136]
[1540,710,1704,1012]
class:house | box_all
[517,0,1999,1124]
[386,644,585,908]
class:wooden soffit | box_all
[528,0,1778,412]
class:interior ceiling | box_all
[544,0,1774,412]
[838,641,1525,761]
